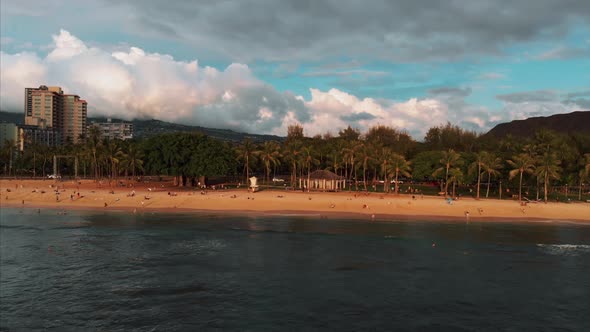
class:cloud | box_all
[496,90,557,103]
[0,30,306,134]
[564,98,590,109]
[99,0,590,62]
[1,29,585,140]
[535,46,590,60]
[566,89,590,98]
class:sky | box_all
[1,0,589,139]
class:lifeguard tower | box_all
[249,176,259,192]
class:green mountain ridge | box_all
[485,111,590,138]
[3,110,588,142]
[0,111,284,143]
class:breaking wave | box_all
[536,244,590,256]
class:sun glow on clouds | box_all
[1,30,585,139]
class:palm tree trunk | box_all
[485,172,491,198]
[579,178,583,201]
[245,155,249,184]
[383,163,388,193]
[395,170,399,195]
[444,165,450,197]
[476,163,481,199]
[354,161,358,191]
[544,173,548,203]
[363,162,367,191]
[307,162,311,192]
[518,171,523,202]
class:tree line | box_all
[2,122,590,202]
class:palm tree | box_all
[577,153,590,200]
[507,153,536,202]
[377,147,392,193]
[121,142,144,178]
[236,138,258,184]
[1,139,15,176]
[86,126,102,180]
[357,142,374,191]
[448,167,463,198]
[326,151,341,177]
[534,152,561,203]
[103,139,124,180]
[283,140,301,188]
[433,149,463,197]
[301,146,319,192]
[468,151,487,199]
[483,153,502,198]
[259,141,281,183]
[342,141,362,191]
[389,153,411,195]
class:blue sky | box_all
[1,0,589,138]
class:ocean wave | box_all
[536,244,590,256]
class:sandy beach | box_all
[1,179,589,224]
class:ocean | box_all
[1,208,589,331]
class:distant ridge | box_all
[0,111,284,143]
[486,111,590,138]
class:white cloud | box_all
[1,29,583,140]
[47,30,89,61]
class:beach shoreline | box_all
[2,179,589,225]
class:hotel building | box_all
[23,86,87,144]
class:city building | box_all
[62,94,87,144]
[18,125,61,151]
[23,85,88,145]
[90,118,133,140]
[24,86,63,129]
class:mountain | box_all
[485,111,590,138]
[0,111,23,125]
[0,111,284,143]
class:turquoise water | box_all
[1,208,589,331]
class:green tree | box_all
[483,153,503,198]
[578,153,590,200]
[535,152,561,203]
[121,142,144,178]
[259,141,281,183]
[86,126,102,180]
[507,153,536,202]
[468,151,487,199]
[301,146,319,192]
[389,153,411,195]
[236,138,258,183]
[357,142,376,191]
[376,147,392,193]
[432,149,463,197]
[103,139,123,180]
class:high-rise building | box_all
[24,85,63,128]
[23,86,87,145]
[62,94,87,144]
